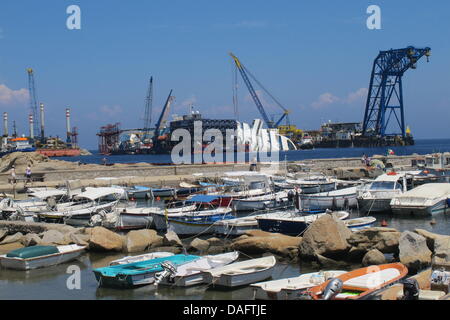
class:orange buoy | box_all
[156,196,161,201]
[381,219,388,227]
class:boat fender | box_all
[401,278,419,300]
[322,278,343,300]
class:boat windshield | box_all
[369,181,401,190]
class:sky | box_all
[0,0,449,149]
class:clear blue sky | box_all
[0,0,449,149]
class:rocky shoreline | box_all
[1,215,449,275]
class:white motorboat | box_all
[0,244,86,270]
[201,255,277,288]
[251,270,347,300]
[357,172,410,213]
[390,183,450,216]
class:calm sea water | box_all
[1,139,450,300]
[62,138,450,165]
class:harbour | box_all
[2,0,450,307]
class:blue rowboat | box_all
[93,254,200,288]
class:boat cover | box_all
[6,245,59,259]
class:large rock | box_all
[124,229,162,253]
[362,249,387,266]
[40,230,67,245]
[433,236,450,266]
[399,231,432,272]
[348,227,401,254]
[21,233,42,247]
[89,227,124,252]
[163,230,182,247]
[0,232,24,245]
[230,230,302,259]
[65,232,90,246]
[414,229,450,252]
[189,238,210,253]
[299,214,352,260]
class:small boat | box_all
[283,177,336,194]
[344,216,377,231]
[126,185,152,199]
[149,188,177,198]
[300,186,357,210]
[158,251,240,287]
[213,215,263,236]
[201,255,277,288]
[93,254,200,288]
[303,263,408,300]
[37,187,126,226]
[390,183,450,216]
[160,208,235,236]
[232,190,293,212]
[0,244,86,270]
[251,270,347,300]
[256,211,349,236]
[99,200,196,231]
[109,252,175,266]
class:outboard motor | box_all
[402,278,420,300]
[322,278,343,300]
[154,261,177,286]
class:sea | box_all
[1,138,450,300]
[59,138,450,165]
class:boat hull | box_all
[357,198,392,213]
[203,265,274,288]
[391,200,449,216]
[257,218,309,236]
[115,212,154,230]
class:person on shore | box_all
[10,166,16,184]
[102,157,107,165]
[25,164,32,185]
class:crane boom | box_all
[230,53,273,128]
[143,76,153,136]
[154,90,174,137]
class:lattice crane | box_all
[362,46,431,138]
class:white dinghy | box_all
[201,255,277,288]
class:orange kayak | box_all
[304,263,408,300]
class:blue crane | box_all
[229,53,290,129]
[362,46,431,138]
